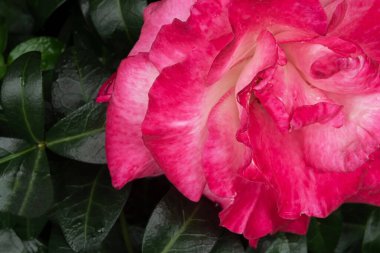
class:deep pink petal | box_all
[106,54,161,189]
[130,0,196,55]
[219,178,310,243]
[290,102,343,130]
[203,89,251,198]
[96,72,117,103]
[284,40,380,95]
[142,0,235,201]
[247,102,366,218]
[328,0,380,61]
[229,0,328,36]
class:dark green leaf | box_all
[259,234,307,253]
[0,213,48,253]
[0,229,25,253]
[46,101,106,164]
[48,227,75,253]
[23,239,47,253]
[210,233,245,253]
[51,47,108,115]
[0,19,7,52]
[362,209,380,253]
[27,0,67,25]
[8,37,64,70]
[335,223,365,253]
[1,52,44,143]
[0,138,53,217]
[54,168,130,252]
[307,211,342,253]
[13,217,47,240]
[0,54,6,80]
[0,212,13,228]
[142,189,222,253]
[89,0,146,50]
[0,1,34,36]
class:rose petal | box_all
[203,89,251,198]
[96,72,117,103]
[247,102,366,218]
[106,53,161,189]
[328,0,380,61]
[219,178,310,243]
[142,0,236,201]
[130,0,196,55]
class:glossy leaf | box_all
[27,0,67,25]
[48,227,75,253]
[46,101,106,164]
[307,211,342,253]
[0,229,25,253]
[335,223,365,253]
[142,189,222,253]
[260,234,307,253]
[362,209,380,253]
[89,0,146,50]
[13,217,47,241]
[8,37,64,70]
[0,19,7,52]
[53,168,130,252]
[1,52,44,143]
[0,139,53,217]
[0,1,34,36]
[0,54,6,80]
[23,239,47,253]
[51,47,108,115]
[210,234,245,253]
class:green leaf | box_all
[1,52,44,143]
[89,0,146,50]
[0,1,34,36]
[0,138,53,217]
[260,234,307,253]
[0,19,7,52]
[51,47,108,115]
[27,0,67,25]
[53,168,130,252]
[335,223,365,253]
[8,37,64,70]
[210,234,245,253]
[48,227,75,253]
[0,54,6,80]
[13,217,47,240]
[362,209,380,253]
[307,211,342,253]
[0,229,25,253]
[23,239,47,253]
[142,189,222,253]
[46,101,106,164]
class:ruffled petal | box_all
[203,89,251,198]
[328,0,380,61]
[247,102,366,218]
[106,53,161,189]
[130,0,196,55]
[219,178,310,244]
[348,150,380,205]
[283,40,380,95]
[142,0,236,201]
[96,72,117,103]
[229,0,328,36]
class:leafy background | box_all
[0,0,379,252]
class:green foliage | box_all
[0,0,379,252]
[142,189,223,253]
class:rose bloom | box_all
[97,0,380,246]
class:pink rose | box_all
[97,0,380,246]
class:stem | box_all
[119,210,135,253]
